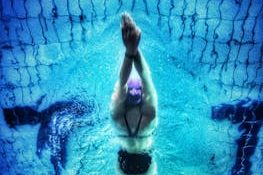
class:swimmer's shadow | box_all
[3,98,95,174]
[212,98,263,175]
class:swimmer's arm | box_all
[141,90,157,127]
[140,104,157,130]
[110,84,126,120]
[133,51,157,106]
[111,52,134,120]
[119,52,133,88]
[133,51,157,128]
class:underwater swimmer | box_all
[110,12,157,174]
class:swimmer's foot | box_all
[121,12,141,56]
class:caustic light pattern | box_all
[0,0,262,175]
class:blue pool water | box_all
[0,0,263,175]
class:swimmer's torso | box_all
[114,104,157,138]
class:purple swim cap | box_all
[126,79,142,105]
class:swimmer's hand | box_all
[121,12,141,56]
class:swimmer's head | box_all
[126,78,142,106]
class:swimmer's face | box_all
[128,86,142,96]
[126,79,142,105]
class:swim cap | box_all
[126,79,142,105]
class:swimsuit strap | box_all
[124,105,143,137]
[133,106,143,136]
[124,113,133,137]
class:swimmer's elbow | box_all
[110,107,123,121]
[110,111,119,121]
[146,106,156,121]
[151,109,157,120]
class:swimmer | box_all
[110,12,158,174]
